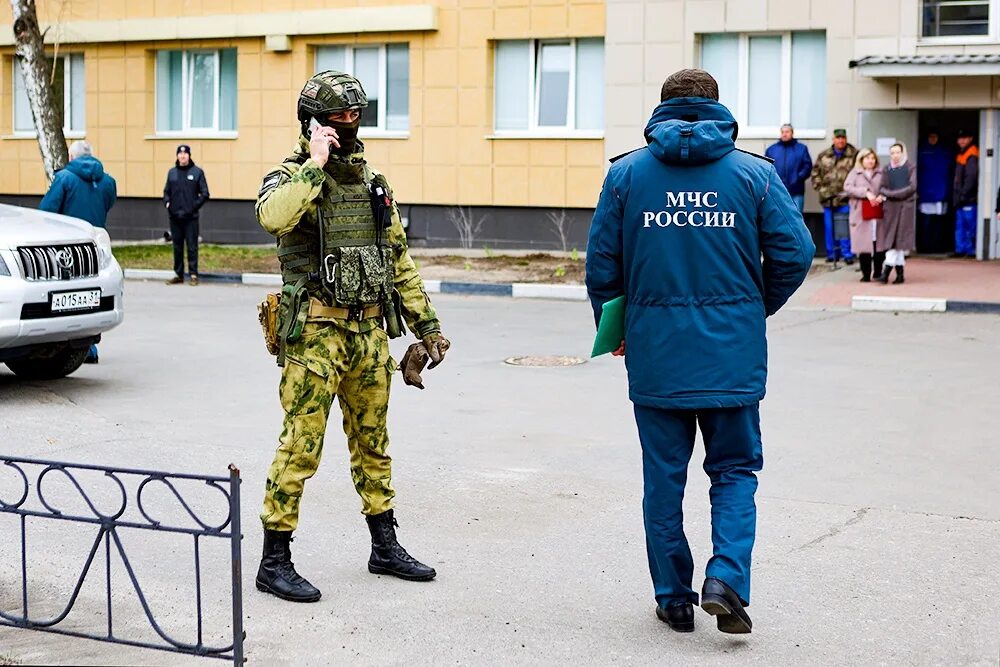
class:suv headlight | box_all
[94,228,114,270]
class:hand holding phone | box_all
[308,118,340,167]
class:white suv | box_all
[0,204,124,379]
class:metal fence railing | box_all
[0,456,245,664]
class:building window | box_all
[13,54,85,135]
[315,44,410,133]
[493,38,604,135]
[922,0,991,38]
[700,31,826,137]
[156,49,237,134]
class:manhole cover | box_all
[504,355,587,367]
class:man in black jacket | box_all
[163,145,210,284]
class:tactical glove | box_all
[422,333,451,369]
[401,342,430,390]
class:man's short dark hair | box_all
[660,69,720,102]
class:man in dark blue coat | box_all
[40,140,117,228]
[586,70,814,635]
[40,140,117,364]
[163,145,210,285]
[916,131,951,253]
[765,124,812,212]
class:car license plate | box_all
[50,289,101,313]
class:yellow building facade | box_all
[0,0,606,246]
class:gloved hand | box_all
[421,333,451,369]
[401,343,430,390]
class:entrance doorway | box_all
[916,110,979,254]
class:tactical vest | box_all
[276,157,393,306]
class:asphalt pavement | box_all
[1,281,998,666]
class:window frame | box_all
[11,53,86,139]
[155,48,237,139]
[313,43,410,139]
[700,31,826,140]
[492,37,604,139]
[918,0,999,45]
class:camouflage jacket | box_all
[810,143,858,207]
[256,138,441,338]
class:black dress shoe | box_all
[656,602,694,633]
[701,578,752,634]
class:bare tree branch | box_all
[546,209,571,252]
[11,0,68,182]
[447,207,486,250]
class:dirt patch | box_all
[414,253,584,284]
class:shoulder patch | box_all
[258,170,288,199]
[735,148,774,164]
[610,147,644,164]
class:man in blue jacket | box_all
[765,124,812,212]
[40,140,117,228]
[40,140,117,363]
[586,70,814,635]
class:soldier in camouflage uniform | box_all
[810,128,858,263]
[255,71,450,603]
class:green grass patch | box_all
[113,244,279,274]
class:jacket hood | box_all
[66,155,105,183]
[644,97,738,165]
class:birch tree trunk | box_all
[11,0,67,182]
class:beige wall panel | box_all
[422,127,459,166]
[387,164,423,202]
[530,4,569,34]
[898,78,946,108]
[124,56,146,92]
[827,38,856,85]
[854,0,900,38]
[424,49,458,87]
[1,160,19,191]
[566,139,604,165]
[568,4,606,36]
[363,142,391,166]
[854,38,901,61]
[238,127,263,165]
[644,1,685,43]
[494,165,530,205]
[495,7,531,37]
[566,165,603,206]
[766,0,810,31]
[825,81,857,133]
[424,87,460,127]
[684,0,725,33]
[943,77,993,108]
[608,3,644,44]
[390,136,425,166]
[233,160,266,200]
[606,84,647,129]
[458,87,489,128]
[899,0,918,39]
[97,57,126,93]
[724,0,767,32]
[100,92,126,128]
[607,43,644,85]
[852,80,899,109]
[460,8,495,47]
[644,42,683,85]
[261,128,296,166]
[528,165,567,206]
[423,164,458,203]
[529,140,568,166]
[19,160,45,194]
[493,140,529,166]
[123,127,147,163]
[810,0,853,37]
[457,165,493,204]
[456,127,492,166]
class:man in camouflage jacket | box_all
[810,129,858,262]
[255,71,448,603]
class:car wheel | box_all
[5,347,90,380]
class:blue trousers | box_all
[634,403,763,607]
[955,205,977,255]
[823,206,853,260]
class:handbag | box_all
[861,199,883,220]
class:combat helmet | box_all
[297,70,368,133]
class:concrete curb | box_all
[124,268,588,301]
[851,295,1000,313]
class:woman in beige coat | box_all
[842,148,885,282]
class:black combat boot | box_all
[256,530,322,602]
[365,509,437,581]
[893,265,905,284]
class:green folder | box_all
[591,296,626,358]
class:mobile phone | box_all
[308,117,336,151]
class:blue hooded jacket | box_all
[39,155,117,228]
[586,98,815,410]
[764,138,812,196]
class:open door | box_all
[979,109,998,260]
[858,109,919,163]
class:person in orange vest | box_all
[952,130,978,258]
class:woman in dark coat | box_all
[879,142,918,284]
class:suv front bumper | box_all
[0,253,125,350]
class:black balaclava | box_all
[327,117,361,157]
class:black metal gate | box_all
[0,456,245,664]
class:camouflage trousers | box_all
[261,321,397,532]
